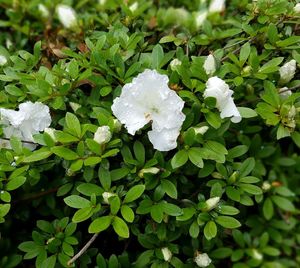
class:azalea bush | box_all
[0,0,300,267]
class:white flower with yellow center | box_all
[56,4,77,29]
[204,76,241,123]
[111,69,185,151]
[0,102,51,150]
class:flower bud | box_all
[193,126,209,135]
[161,247,172,262]
[94,126,112,145]
[102,192,115,204]
[294,3,300,13]
[56,4,77,29]
[279,60,297,84]
[194,252,212,267]
[129,2,138,12]
[0,55,7,66]
[241,65,252,76]
[205,197,220,211]
[69,102,81,112]
[203,54,216,76]
[170,59,182,71]
[38,4,49,18]
[262,181,271,191]
[209,0,225,13]
[138,167,160,178]
[252,249,263,261]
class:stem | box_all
[0,137,37,145]
[67,233,99,266]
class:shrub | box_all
[0,0,300,267]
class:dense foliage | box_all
[0,0,300,267]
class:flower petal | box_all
[148,128,180,151]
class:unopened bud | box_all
[205,197,220,211]
[161,247,172,262]
[194,252,212,267]
[138,167,160,178]
[102,192,115,204]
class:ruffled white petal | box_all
[148,128,180,152]
[279,60,297,83]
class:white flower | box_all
[294,3,300,13]
[56,4,77,28]
[205,197,220,210]
[111,69,185,151]
[161,247,172,262]
[94,126,112,145]
[129,2,138,12]
[204,76,241,123]
[0,55,7,66]
[102,192,115,204]
[38,4,49,18]
[0,102,51,150]
[278,87,292,99]
[195,10,208,28]
[203,54,216,76]
[279,60,297,83]
[193,126,209,135]
[170,59,182,71]
[195,252,212,267]
[209,0,225,13]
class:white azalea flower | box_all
[170,59,182,71]
[205,196,220,210]
[161,247,172,262]
[279,60,297,83]
[111,69,185,151]
[0,55,7,66]
[203,54,216,76]
[209,0,225,13]
[294,3,300,13]
[56,4,77,29]
[38,4,49,18]
[204,76,241,123]
[195,10,208,28]
[195,252,212,267]
[0,102,51,150]
[94,126,112,145]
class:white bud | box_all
[38,4,49,18]
[129,2,138,12]
[138,167,160,177]
[102,192,115,204]
[94,126,112,145]
[56,4,77,29]
[262,181,271,191]
[170,59,182,71]
[195,11,208,28]
[279,60,297,83]
[113,119,122,133]
[193,126,209,135]
[0,55,7,66]
[294,3,300,13]
[195,252,212,267]
[203,54,216,76]
[6,39,13,49]
[161,247,172,262]
[209,0,225,13]
[69,102,81,112]
[278,87,292,99]
[288,105,296,119]
[205,197,220,210]
[98,0,106,5]
[252,249,263,260]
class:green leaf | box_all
[237,107,257,118]
[98,167,111,191]
[215,216,241,229]
[6,176,26,191]
[239,42,251,65]
[188,147,204,168]
[72,207,93,223]
[218,205,240,215]
[258,57,283,73]
[65,112,81,137]
[88,216,112,233]
[121,205,135,223]
[133,141,145,165]
[110,196,121,215]
[239,183,262,195]
[171,150,189,169]
[161,179,177,199]
[124,185,145,203]
[41,255,56,268]
[271,196,295,212]
[227,145,248,159]
[112,216,129,238]
[189,221,199,238]
[64,195,91,209]
[162,202,182,216]
[23,148,53,163]
[204,111,222,129]
[51,146,79,160]
[226,187,240,202]
[77,183,103,196]
[263,197,273,220]
[151,44,164,69]
[204,221,217,240]
[238,157,255,178]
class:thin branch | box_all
[13,187,59,204]
[67,233,99,266]
[0,137,37,145]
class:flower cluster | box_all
[0,102,51,150]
